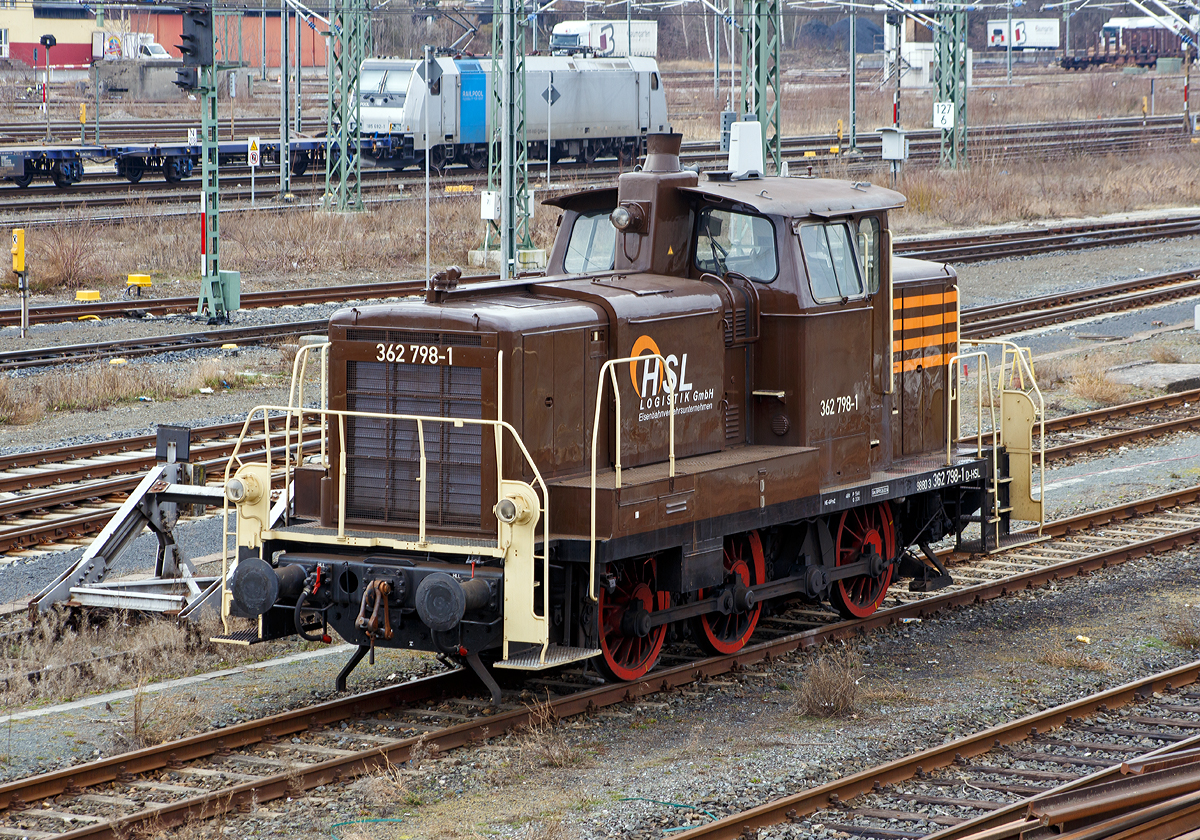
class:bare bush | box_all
[23,214,119,291]
[792,649,863,718]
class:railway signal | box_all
[178,5,214,67]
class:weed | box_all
[514,695,587,770]
[1037,642,1113,672]
[791,648,863,718]
[353,753,410,814]
[1067,356,1130,405]
[1166,608,1200,648]
[1150,345,1183,364]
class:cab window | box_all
[856,216,881,294]
[694,207,778,284]
[563,209,616,274]
[800,222,864,302]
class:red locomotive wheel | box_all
[597,556,670,681]
[695,531,766,654]
[830,503,896,619]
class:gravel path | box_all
[2,213,1200,838]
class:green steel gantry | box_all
[932,4,968,168]
[484,0,534,280]
[325,0,368,210]
[739,0,781,173]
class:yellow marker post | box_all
[11,229,27,339]
[11,229,23,274]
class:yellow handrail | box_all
[220,405,551,621]
[588,353,677,602]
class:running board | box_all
[957,531,1049,555]
[494,645,600,670]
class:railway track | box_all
[0,415,305,556]
[669,659,1200,839]
[0,318,329,369]
[3,482,1200,838]
[897,214,1200,263]
[960,267,1200,340]
[5,116,1189,215]
[1,237,1197,344]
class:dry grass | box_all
[890,152,1200,234]
[1032,357,1073,391]
[1066,356,1131,405]
[0,357,260,426]
[1150,345,1183,364]
[791,649,864,718]
[513,695,587,770]
[35,145,1200,294]
[858,680,917,707]
[1166,607,1200,649]
[1,609,257,709]
[19,213,120,291]
[351,753,411,814]
[1037,642,1113,672]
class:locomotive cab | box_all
[215,133,1045,697]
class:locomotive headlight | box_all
[226,474,263,505]
[495,498,519,524]
[611,202,648,233]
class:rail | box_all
[588,354,677,602]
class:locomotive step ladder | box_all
[950,343,1047,555]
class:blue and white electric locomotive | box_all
[359,55,670,170]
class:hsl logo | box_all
[629,335,693,403]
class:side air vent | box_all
[725,401,741,442]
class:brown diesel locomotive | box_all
[217,133,1044,696]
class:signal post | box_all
[175,4,238,321]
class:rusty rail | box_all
[4,483,1200,837]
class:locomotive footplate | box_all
[817,451,989,515]
[551,448,998,567]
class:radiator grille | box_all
[344,360,483,528]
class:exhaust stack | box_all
[644,132,683,173]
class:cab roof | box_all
[680,175,904,219]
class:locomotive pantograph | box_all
[216,132,1045,699]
